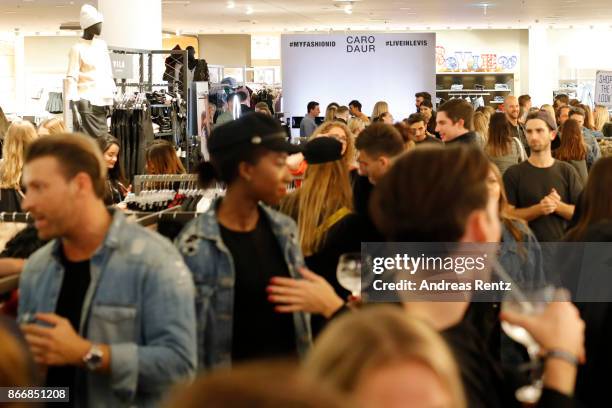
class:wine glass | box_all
[501,286,567,404]
[336,253,362,297]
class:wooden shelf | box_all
[436,72,514,75]
[437,89,511,92]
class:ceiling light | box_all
[344,4,352,14]
[162,1,191,4]
[246,5,253,14]
[227,1,235,9]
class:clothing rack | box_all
[131,207,199,227]
[133,174,199,194]
[448,92,491,96]
[0,212,34,223]
[109,47,194,172]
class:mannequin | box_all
[66,4,116,138]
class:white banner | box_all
[281,33,436,124]
[594,70,612,107]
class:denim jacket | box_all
[18,210,197,408]
[582,127,601,169]
[499,219,546,290]
[175,199,312,370]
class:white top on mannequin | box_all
[66,37,116,107]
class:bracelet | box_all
[545,349,579,366]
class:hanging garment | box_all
[110,106,154,182]
[46,92,64,114]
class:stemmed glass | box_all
[336,253,363,297]
[501,286,568,404]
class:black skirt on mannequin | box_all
[72,99,108,138]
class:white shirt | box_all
[66,38,116,106]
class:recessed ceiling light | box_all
[227,1,235,9]
[246,5,253,14]
[344,4,352,14]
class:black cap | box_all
[303,137,343,164]
[208,113,302,155]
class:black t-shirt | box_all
[219,209,297,362]
[444,314,576,408]
[503,160,583,242]
[46,250,91,408]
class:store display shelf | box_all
[436,72,514,75]
[437,89,511,92]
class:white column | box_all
[97,0,162,50]
[528,26,553,107]
[14,33,25,114]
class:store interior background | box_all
[1,0,612,116]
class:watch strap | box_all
[545,349,579,366]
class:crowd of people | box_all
[0,89,611,408]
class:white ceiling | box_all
[2,0,612,33]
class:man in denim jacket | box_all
[18,135,196,407]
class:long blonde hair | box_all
[473,111,489,143]
[0,121,38,189]
[281,160,352,256]
[303,306,466,408]
[371,101,389,121]
[282,121,355,254]
[593,105,610,132]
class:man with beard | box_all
[505,95,529,155]
[503,111,583,242]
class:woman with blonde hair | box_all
[371,101,389,122]
[347,117,366,136]
[38,117,66,136]
[593,105,610,133]
[324,102,339,122]
[0,121,37,211]
[280,137,353,256]
[303,306,466,408]
[473,111,489,144]
[287,120,356,182]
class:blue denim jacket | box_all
[499,219,546,290]
[18,210,197,408]
[583,127,601,169]
[175,199,312,370]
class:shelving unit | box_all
[435,72,515,108]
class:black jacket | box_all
[445,131,481,147]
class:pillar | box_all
[97,0,162,50]
[528,26,554,107]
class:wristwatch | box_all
[545,349,579,366]
[83,344,104,371]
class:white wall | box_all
[547,28,612,85]
[23,36,76,115]
[282,33,436,122]
[0,34,16,113]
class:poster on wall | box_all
[594,71,612,107]
[281,33,435,123]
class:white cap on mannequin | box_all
[80,4,104,30]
